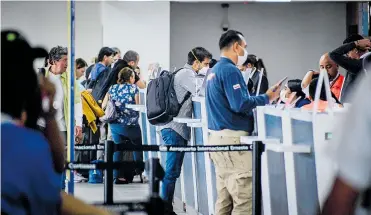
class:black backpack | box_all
[88,65,112,103]
[146,68,191,125]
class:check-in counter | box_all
[132,90,350,215]
[252,107,346,215]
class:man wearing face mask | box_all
[160,47,212,215]
[206,30,281,215]
[302,53,344,100]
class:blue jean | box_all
[110,123,143,179]
[160,128,187,204]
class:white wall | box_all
[170,2,347,84]
[1,1,102,67]
[102,1,170,79]
[1,1,346,83]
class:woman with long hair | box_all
[239,54,269,95]
[103,67,142,184]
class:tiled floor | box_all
[74,182,187,215]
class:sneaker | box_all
[74,172,88,183]
[114,178,129,185]
[141,174,149,183]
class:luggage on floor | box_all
[88,160,104,184]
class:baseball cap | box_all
[2,30,48,64]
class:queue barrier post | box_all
[146,158,165,214]
[253,141,265,215]
[104,140,114,205]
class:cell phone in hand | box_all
[272,76,288,92]
[277,76,288,86]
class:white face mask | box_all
[236,46,248,66]
[198,66,209,76]
[245,68,253,78]
[280,90,288,103]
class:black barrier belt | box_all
[65,161,144,170]
[74,143,253,152]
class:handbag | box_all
[99,95,118,123]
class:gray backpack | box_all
[146,68,191,126]
[99,95,118,123]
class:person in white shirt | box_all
[321,56,371,214]
[44,46,83,189]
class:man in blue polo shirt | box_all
[206,30,281,215]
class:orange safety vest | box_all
[330,74,344,100]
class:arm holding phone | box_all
[265,76,287,103]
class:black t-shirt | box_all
[109,59,140,87]
[90,60,140,103]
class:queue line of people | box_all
[2,26,370,215]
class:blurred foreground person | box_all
[321,54,371,215]
[1,30,111,215]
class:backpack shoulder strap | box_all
[173,67,184,75]
[179,91,192,106]
[175,67,191,106]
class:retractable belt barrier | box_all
[74,143,253,152]
[69,140,264,215]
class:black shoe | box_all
[163,202,177,215]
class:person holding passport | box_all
[205,30,281,215]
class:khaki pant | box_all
[208,129,252,215]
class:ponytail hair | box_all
[243,54,268,77]
[256,58,267,77]
[117,67,134,84]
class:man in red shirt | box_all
[302,53,344,100]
